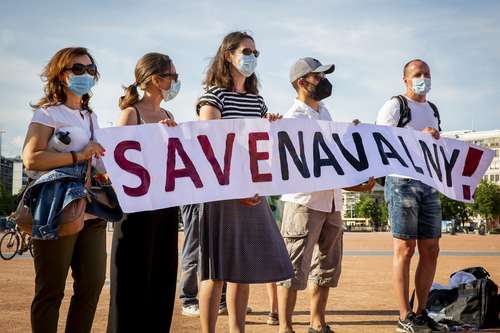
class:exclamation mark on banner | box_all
[462,147,484,200]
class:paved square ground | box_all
[1,232,499,332]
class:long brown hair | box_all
[32,47,99,112]
[119,53,172,110]
[203,31,259,94]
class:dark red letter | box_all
[114,140,151,197]
[165,138,203,191]
[248,132,272,182]
[197,133,235,185]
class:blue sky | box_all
[1,0,499,157]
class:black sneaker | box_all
[308,325,335,333]
[417,310,449,332]
[397,312,431,333]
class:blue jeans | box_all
[179,204,227,307]
[179,204,200,307]
[385,176,442,240]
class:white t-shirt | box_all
[280,99,343,213]
[376,95,439,131]
[31,104,100,143]
[27,104,102,178]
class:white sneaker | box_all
[182,304,200,317]
[218,304,228,315]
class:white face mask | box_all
[412,77,431,96]
[235,54,257,77]
[161,80,181,102]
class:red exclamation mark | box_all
[462,147,484,200]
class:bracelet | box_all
[70,151,78,165]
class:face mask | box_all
[412,77,431,96]
[161,80,181,102]
[67,74,95,96]
[235,54,257,77]
[305,78,332,101]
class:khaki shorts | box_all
[277,202,343,290]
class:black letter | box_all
[398,136,424,174]
[440,146,460,187]
[313,132,344,177]
[419,140,443,182]
[278,131,311,180]
[332,132,369,171]
[372,132,409,167]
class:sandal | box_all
[266,312,279,325]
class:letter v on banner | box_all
[197,133,236,185]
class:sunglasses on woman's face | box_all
[158,73,179,81]
[239,48,260,58]
[65,63,98,76]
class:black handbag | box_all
[85,114,124,222]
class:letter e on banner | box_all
[248,132,272,182]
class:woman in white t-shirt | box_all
[22,47,106,333]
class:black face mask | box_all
[305,78,332,101]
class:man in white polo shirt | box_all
[277,58,375,333]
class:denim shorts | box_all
[385,176,442,240]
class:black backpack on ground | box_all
[424,267,500,328]
[376,95,442,187]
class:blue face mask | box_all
[67,74,95,96]
[161,80,181,102]
[412,77,431,96]
[236,54,257,77]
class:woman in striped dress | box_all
[197,31,294,333]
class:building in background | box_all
[342,183,386,230]
[442,130,500,185]
[342,183,385,218]
[0,156,26,195]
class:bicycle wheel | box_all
[0,231,20,260]
[28,237,34,257]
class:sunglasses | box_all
[158,72,179,81]
[238,48,260,58]
[65,63,98,76]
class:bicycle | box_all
[0,224,34,260]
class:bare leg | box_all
[415,239,440,314]
[266,283,278,314]
[393,238,416,319]
[199,279,224,333]
[278,285,297,333]
[227,282,249,333]
[309,283,329,330]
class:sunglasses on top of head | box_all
[65,63,98,76]
[158,72,179,81]
[237,48,260,58]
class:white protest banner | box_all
[95,119,494,213]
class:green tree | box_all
[0,184,16,216]
[354,194,382,228]
[472,181,500,222]
[380,200,389,226]
[440,194,472,227]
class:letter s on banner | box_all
[114,140,151,197]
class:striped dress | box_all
[197,86,294,283]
